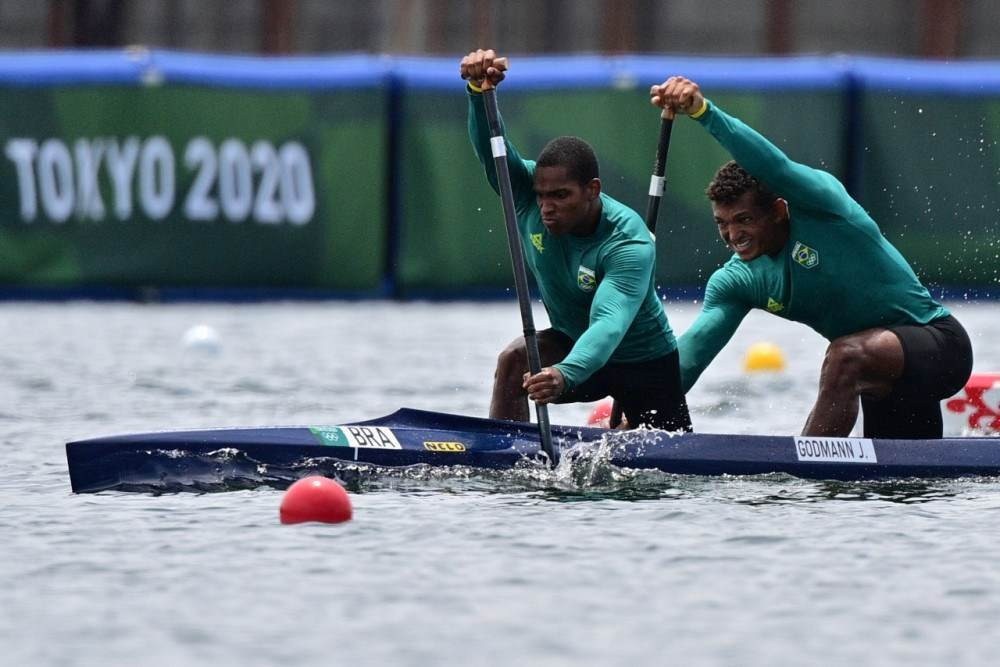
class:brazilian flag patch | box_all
[792,241,819,269]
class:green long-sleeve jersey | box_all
[678,100,949,392]
[467,89,676,390]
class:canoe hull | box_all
[65,408,1000,493]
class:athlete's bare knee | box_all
[819,339,865,393]
[495,339,528,381]
[823,330,901,398]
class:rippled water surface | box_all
[2,300,999,666]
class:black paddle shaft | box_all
[610,109,674,430]
[481,87,559,465]
[643,110,674,233]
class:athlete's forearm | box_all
[697,101,851,217]
[555,318,626,389]
[678,333,718,394]
[677,298,747,393]
[467,90,503,194]
[554,246,650,388]
[557,294,643,388]
[467,89,534,204]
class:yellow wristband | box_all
[467,81,483,94]
[689,98,709,119]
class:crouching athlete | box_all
[651,75,972,438]
[462,48,691,431]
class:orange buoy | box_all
[280,476,353,524]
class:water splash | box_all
[105,434,692,500]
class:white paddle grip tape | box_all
[649,175,665,197]
[490,136,507,158]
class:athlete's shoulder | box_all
[600,192,641,220]
[600,193,649,237]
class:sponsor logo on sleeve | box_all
[310,426,402,449]
[531,233,545,253]
[766,297,784,313]
[794,436,877,463]
[423,441,466,452]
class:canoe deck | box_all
[65,407,1000,493]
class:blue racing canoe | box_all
[65,407,1000,493]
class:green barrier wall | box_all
[0,55,388,293]
[1,53,997,298]
[852,65,1000,289]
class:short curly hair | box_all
[537,136,599,185]
[706,160,777,208]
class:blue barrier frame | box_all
[0,50,998,301]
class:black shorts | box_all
[544,329,692,432]
[861,314,973,438]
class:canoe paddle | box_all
[644,107,674,233]
[609,106,675,429]
[480,86,559,465]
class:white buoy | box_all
[181,324,221,354]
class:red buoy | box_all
[944,372,1000,435]
[587,397,614,428]
[280,476,353,524]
